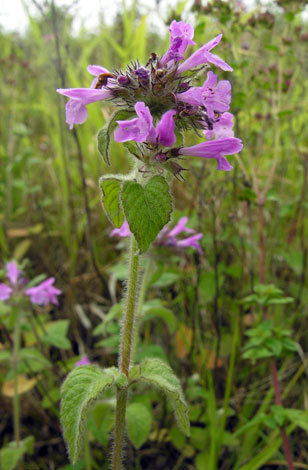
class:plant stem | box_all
[12,310,21,445]
[130,257,154,364]
[112,236,140,470]
[271,360,294,470]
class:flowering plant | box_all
[57,20,242,469]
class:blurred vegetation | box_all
[0,0,308,469]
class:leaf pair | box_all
[61,359,190,463]
[100,175,172,253]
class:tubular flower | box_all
[75,355,91,367]
[179,137,243,171]
[177,71,231,119]
[160,20,196,66]
[177,34,233,74]
[111,217,203,253]
[114,103,176,147]
[0,260,61,306]
[204,112,234,140]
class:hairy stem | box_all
[112,236,140,470]
[12,310,21,445]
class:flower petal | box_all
[156,110,176,147]
[0,284,12,301]
[6,261,21,285]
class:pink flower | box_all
[204,112,234,140]
[160,20,196,66]
[25,277,61,306]
[6,261,22,285]
[56,65,113,129]
[110,220,131,238]
[177,34,233,75]
[75,355,91,367]
[114,102,176,147]
[0,284,12,301]
[177,71,231,119]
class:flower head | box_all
[25,277,61,306]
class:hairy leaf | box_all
[100,178,124,228]
[126,402,152,448]
[138,358,190,435]
[121,175,172,253]
[61,365,117,463]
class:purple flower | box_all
[204,112,234,140]
[177,71,231,119]
[6,261,22,285]
[114,102,176,147]
[110,220,131,238]
[0,284,12,301]
[160,20,196,66]
[157,216,203,253]
[75,355,91,367]
[177,34,233,75]
[111,217,203,253]
[25,277,61,306]
[179,137,243,171]
[56,64,113,129]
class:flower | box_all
[114,102,176,147]
[110,220,131,238]
[177,34,233,74]
[75,355,91,367]
[25,277,61,306]
[111,217,203,253]
[177,71,231,119]
[0,284,12,301]
[56,65,113,129]
[179,137,243,171]
[6,261,22,285]
[160,20,196,66]
[204,112,234,140]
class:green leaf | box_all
[0,436,34,470]
[126,402,152,449]
[138,358,190,435]
[281,337,298,352]
[265,338,283,357]
[123,141,142,160]
[61,365,117,463]
[42,320,71,350]
[100,178,124,228]
[142,300,176,333]
[19,348,51,371]
[121,175,172,253]
[97,110,134,165]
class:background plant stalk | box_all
[112,236,140,470]
[12,309,21,445]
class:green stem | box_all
[112,236,140,470]
[12,310,21,445]
[131,257,154,364]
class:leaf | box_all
[99,178,124,228]
[0,436,34,470]
[97,110,134,165]
[0,350,11,362]
[121,175,173,253]
[42,320,71,350]
[142,300,176,332]
[61,365,117,463]
[19,348,51,371]
[126,402,152,449]
[175,323,192,359]
[2,375,39,396]
[138,358,190,435]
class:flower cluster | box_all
[0,261,61,306]
[111,217,203,254]
[57,20,242,174]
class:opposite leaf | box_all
[121,175,173,253]
[138,358,190,436]
[61,365,116,463]
[100,178,124,228]
[126,402,152,449]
